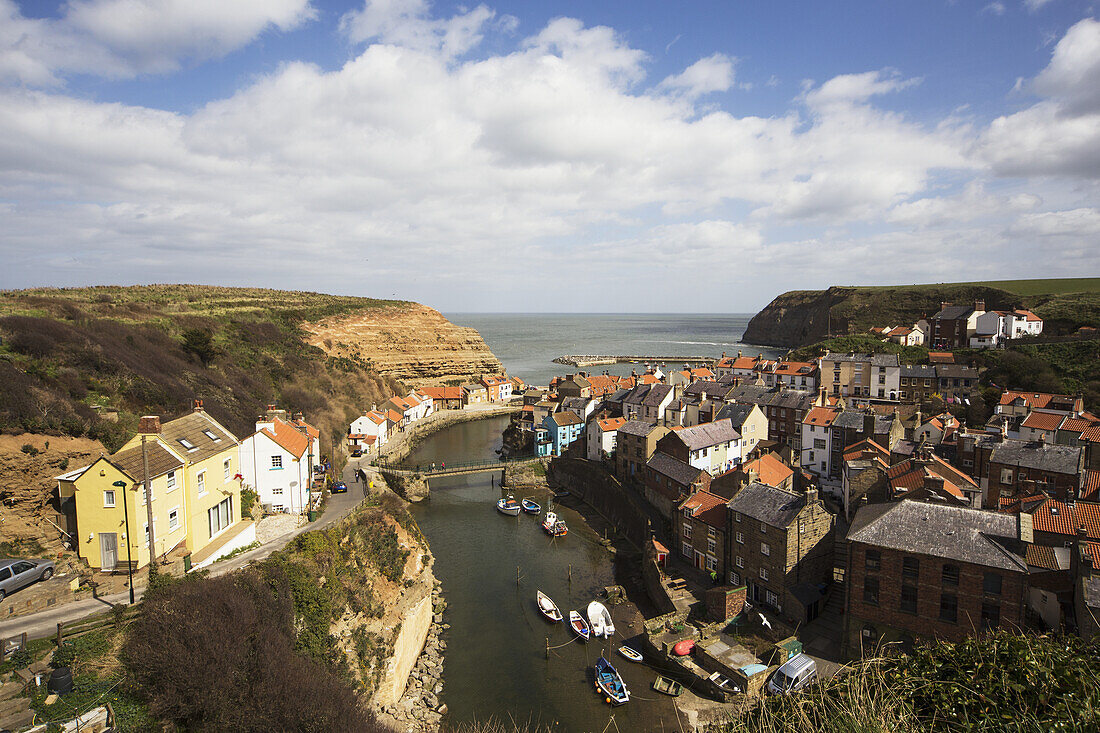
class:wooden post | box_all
[516,565,521,586]
[568,564,572,584]
[56,622,63,647]
[546,636,550,659]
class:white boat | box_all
[618,646,643,663]
[496,496,521,516]
[536,591,562,623]
[541,510,568,536]
[569,610,590,641]
[587,601,614,639]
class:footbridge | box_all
[369,454,543,478]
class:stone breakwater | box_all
[376,404,520,467]
[380,579,450,731]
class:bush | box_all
[51,642,75,669]
[20,443,39,455]
[9,648,31,670]
[240,487,258,519]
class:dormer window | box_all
[178,438,198,452]
[202,429,221,443]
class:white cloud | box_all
[0,0,314,85]
[1031,17,1100,115]
[801,69,921,110]
[1009,207,1100,237]
[656,54,735,100]
[1024,0,1055,11]
[983,2,1007,16]
[339,0,513,59]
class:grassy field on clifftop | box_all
[0,285,408,452]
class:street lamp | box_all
[111,480,135,604]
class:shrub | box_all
[20,443,39,455]
[51,642,75,669]
[240,487,258,519]
[9,648,31,670]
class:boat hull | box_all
[521,499,541,514]
[496,499,521,515]
[595,657,630,705]
[569,611,590,641]
[537,591,562,623]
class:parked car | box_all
[0,558,56,602]
[331,482,348,494]
[767,653,817,695]
[350,448,362,458]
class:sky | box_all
[1,0,1099,312]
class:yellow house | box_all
[58,402,253,571]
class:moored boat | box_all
[618,646,643,663]
[652,675,684,697]
[587,601,614,639]
[541,510,568,536]
[521,498,541,514]
[536,591,562,622]
[496,496,521,515]
[569,610,590,641]
[594,656,630,705]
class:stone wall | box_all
[548,458,651,550]
[706,585,747,622]
[643,559,677,616]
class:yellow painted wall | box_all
[180,448,242,556]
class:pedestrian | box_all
[442,461,445,470]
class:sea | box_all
[446,313,785,387]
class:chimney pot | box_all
[193,399,203,411]
[138,416,161,434]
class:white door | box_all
[100,532,118,570]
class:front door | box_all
[694,551,706,570]
[100,532,118,571]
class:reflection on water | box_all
[406,417,681,732]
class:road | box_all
[0,458,370,642]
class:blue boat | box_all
[521,498,541,514]
[594,656,630,705]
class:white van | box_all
[766,653,817,695]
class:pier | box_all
[552,354,718,368]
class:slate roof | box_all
[560,397,591,412]
[729,385,816,410]
[684,381,733,399]
[715,403,755,427]
[641,384,674,407]
[727,482,806,528]
[936,364,979,379]
[159,411,238,463]
[934,305,975,320]
[989,439,1081,475]
[547,411,583,427]
[848,500,1027,572]
[821,352,899,367]
[617,419,657,437]
[647,453,706,486]
[111,442,184,481]
[902,364,938,379]
[673,419,740,450]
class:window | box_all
[765,590,779,609]
[903,557,920,580]
[736,556,744,568]
[900,584,918,614]
[736,531,744,544]
[940,593,958,623]
[178,438,197,452]
[1000,468,1013,484]
[208,496,234,538]
[981,602,1000,629]
[760,522,767,533]
[202,429,221,442]
[761,542,771,556]
[707,526,716,538]
[865,550,881,572]
[730,571,741,586]
[271,455,283,469]
[166,470,176,490]
[759,567,769,581]
[707,537,717,554]
[706,556,718,572]
[798,520,806,534]
[682,542,692,558]
[196,471,206,495]
[682,523,693,540]
[103,490,116,508]
[223,459,231,480]
[168,508,179,531]
[942,564,959,587]
[863,577,879,605]
[273,487,284,495]
[983,573,1002,597]
[735,512,742,523]
[814,439,826,449]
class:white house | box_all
[349,409,389,452]
[1005,310,1043,339]
[669,419,744,475]
[587,417,626,461]
[971,311,1007,349]
[240,409,320,514]
[801,406,840,479]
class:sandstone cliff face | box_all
[302,304,504,386]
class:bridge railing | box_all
[372,453,539,473]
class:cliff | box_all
[743,279,1100,349]
[302,303,503,386]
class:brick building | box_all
[726,384,820,453]
[929,301,986,349]
[645,453,711,521]
[899,364,938,405]
[615,420,669,484]
[677,490,728,575]
[846,501,1028,653]
[974,436,1084,507]
[726,483,835,624]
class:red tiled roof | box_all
[1027,499,1100,540]
[928,352,955,363]
[386,409,403,423]
[638,374,660,385]
[1082,470,1100,502]
[1061,416,1097,433]
[292,419,319,439]
[772,361,817,376]
[741,453,793,487]
[1014,309,1042,322]
[260,418,310,459]
[597,417,627,432]
[999,390,1065,409]
[1082,425,1100,443]
[422,386,464,400]
[1021,411,1065,431]
[681,490,727,528]
[652,539,669,554]
[843,438,890,463]
[1087,542,1100,568]
[886,453,977,500]
[804,407,839,427]
[364,435,377,445]
[482,375,509,386]
[1025,544,1062,571]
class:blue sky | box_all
[1,0,1098,312]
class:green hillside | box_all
[0,285,408,452]
[856,277,1100,297]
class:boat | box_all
[569,610,590,641]
[541,510,568,536]
[521,498,541,514]
[618,646,643,663]
[587,601,614,639]
[594,657,630,705]
[672,639,695,656]
[496,496,521,516]
[652,675,684,697]
[536,591,562,623]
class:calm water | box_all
[447,313,783,387]
[407,416,684,732]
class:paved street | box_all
[0,458,370,642]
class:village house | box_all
[240,407,320,515]
[710,452,795,499]
[1005,309,1044,339]
[714,403,767,455]
[885,325,925,347]
[971,311,1008,349]
[348,409,389,453]
[758,360,820,391]
[668,366,717,387]
[560,396,596,422]
[587,416,626,462]
[420,385,465,411]
[820,352,901,405]
[929,301,987,349]
[462,382,489,406]
[846,501,1028,652]
[935,364,979,404]
[677,490,728,576]
[801,406,841,481]
[622,383,675,423]
[656,419,743,476]
[973,436,1085,507]
[727,483,835,623]
[727,384,819,453]
[542,411,585,456]
[645,453,712,520]
[899,364,938,405]
[616,420,670,484]
[714,352,762,380]
[481,375,513,402]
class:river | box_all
[406,416,685,732]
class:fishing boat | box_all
[618,646,643,663]
[587,601,614,639]
[652,675,684,697]
[496,495,521,516]
[568,610,590,641]
[541,510,568,536]
[521,498,541,514]
[536,591,562,623]
[594,657,630,705]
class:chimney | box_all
[1017,512,1033,544]
[863,411,876,440]
[193,399,204,411]
[138,415,161,434]
[941,301,951,311]
[924,475,945,494]
[974,300,985,313]
[806,486,818,504]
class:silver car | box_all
[0,558,55,602]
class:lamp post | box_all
[111,480,135,604]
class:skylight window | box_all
[178,438,198,452]
[202,429,221,442]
